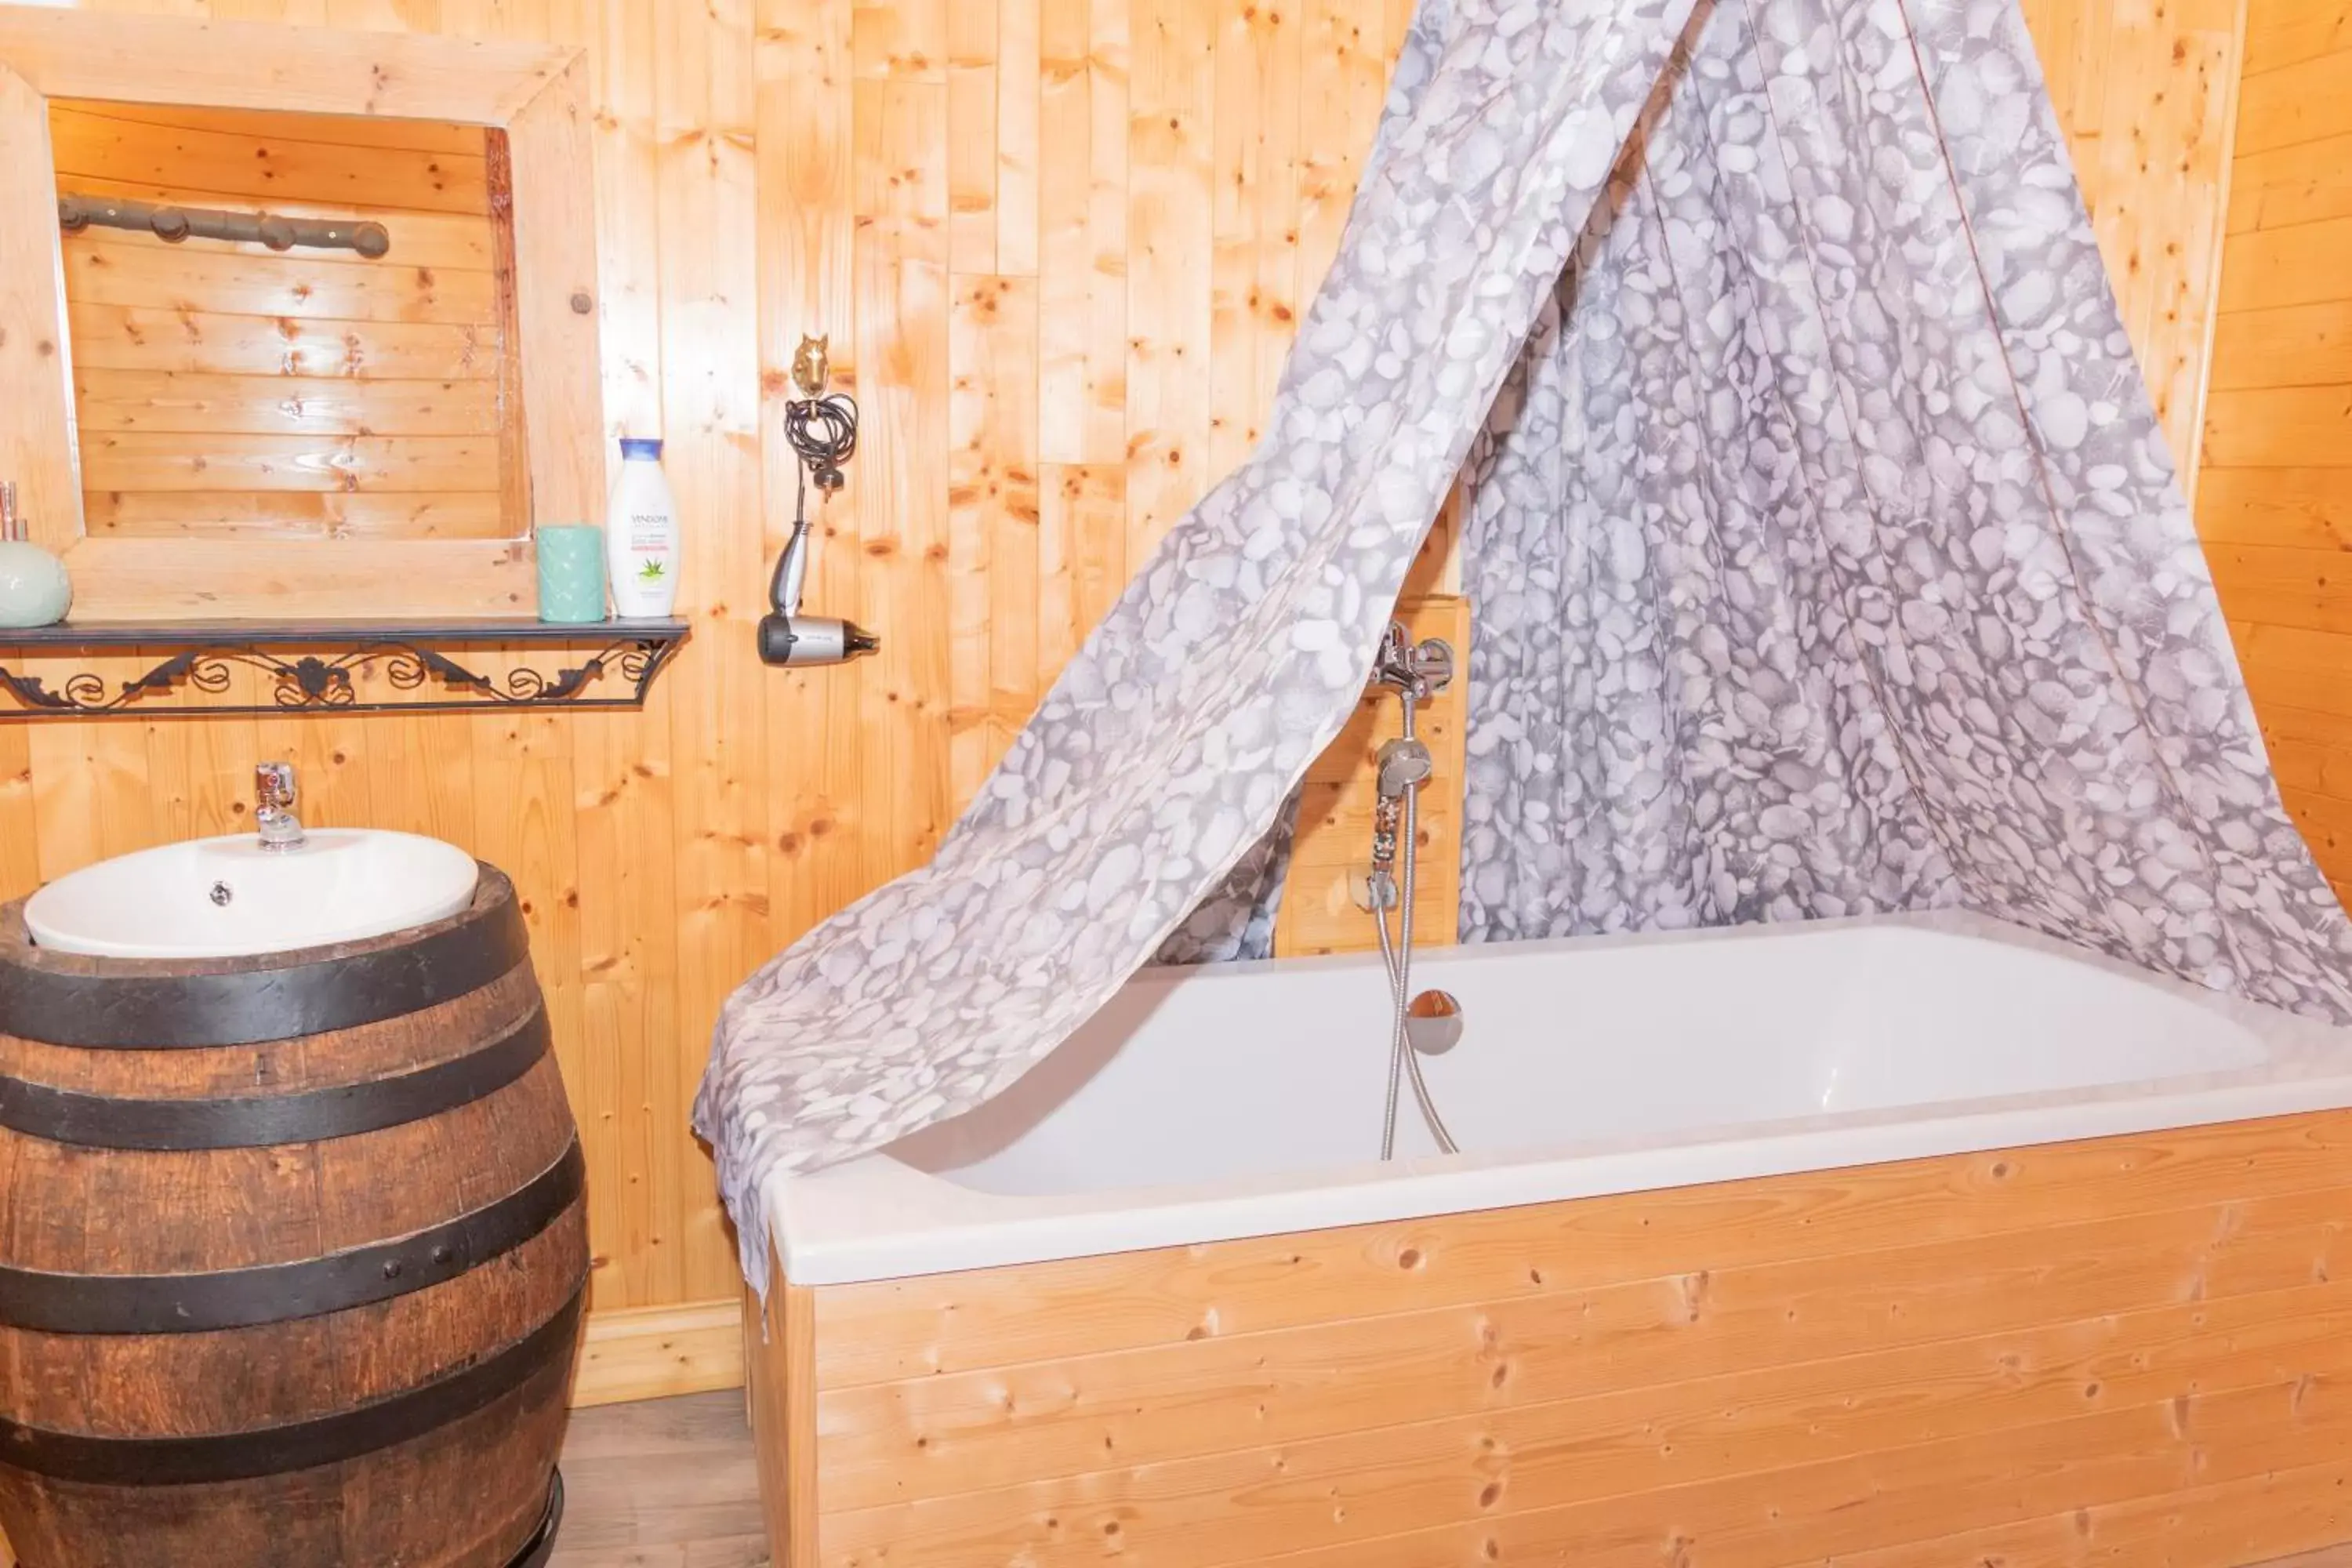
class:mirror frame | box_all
[0,5,603,620]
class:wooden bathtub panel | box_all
[811,1109,2352,1384]
[815,1377,2352,1567]
[784,1110,2352,1566]
[815,1256,2352,1513]
[1147,1380,2352,1568]
[749,1264,820,1568]
[1830,1455,2352,1567]
[815,1292,2352,1563]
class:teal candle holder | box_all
[535,524,607,624]
[0,482,68,630]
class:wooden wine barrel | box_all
[0,867,586,1568]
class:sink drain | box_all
[209,882,234,907]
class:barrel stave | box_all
[0,961,544,1102]
[0,1347,573,1568]
[0,1204,585,1434]
[0,1049,573,1276]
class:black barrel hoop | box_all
[0,868,528,1049]
[0,1140,584,1336]
[0,1283,586,1486]
[0,1006,551,1151]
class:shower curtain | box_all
[697,0,2352,1292]
[1453,0,2352,1006]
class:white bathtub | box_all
[763,909,2352,1286]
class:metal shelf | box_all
[0,617,690,717]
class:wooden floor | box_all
[550,1392,2352,1568]
[548,1392,768,1568]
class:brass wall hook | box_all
[789,336,831,401]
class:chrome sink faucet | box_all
[254,762,306,851]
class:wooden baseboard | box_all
[571,1297,745,1409]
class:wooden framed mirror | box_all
[0,5,601,620]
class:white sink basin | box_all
[24,829,481,960]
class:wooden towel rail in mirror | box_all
[57,191,396,260]
[0,6,601,619]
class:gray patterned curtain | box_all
[1453,0,2352,1022]
[698,0,2352,1290]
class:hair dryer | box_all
[760,337,878,667]
[760,521,877,665]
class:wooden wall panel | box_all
[49,99,520,541]
[0,0,2256,1382]
[2201,0,2352,905]
[0,0,1422,1355]
[1274,592,1468,959]
[2027,0,2247,491]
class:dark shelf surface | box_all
[0,616,690,648]
[0,618,691,717]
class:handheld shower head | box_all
[1375,737,1434,799]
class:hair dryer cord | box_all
[785,394,858,494]
[760,388,878,666]
[773,393,859,616]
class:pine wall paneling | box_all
[0,0,2254,1399]
[2033,0,2248,489]
[2,0,752,1341]
[2204,0,2352,902]
[1273,592,1470,959]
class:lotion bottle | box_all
[607,437,681,616]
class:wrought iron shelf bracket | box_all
[0,619,691,718]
